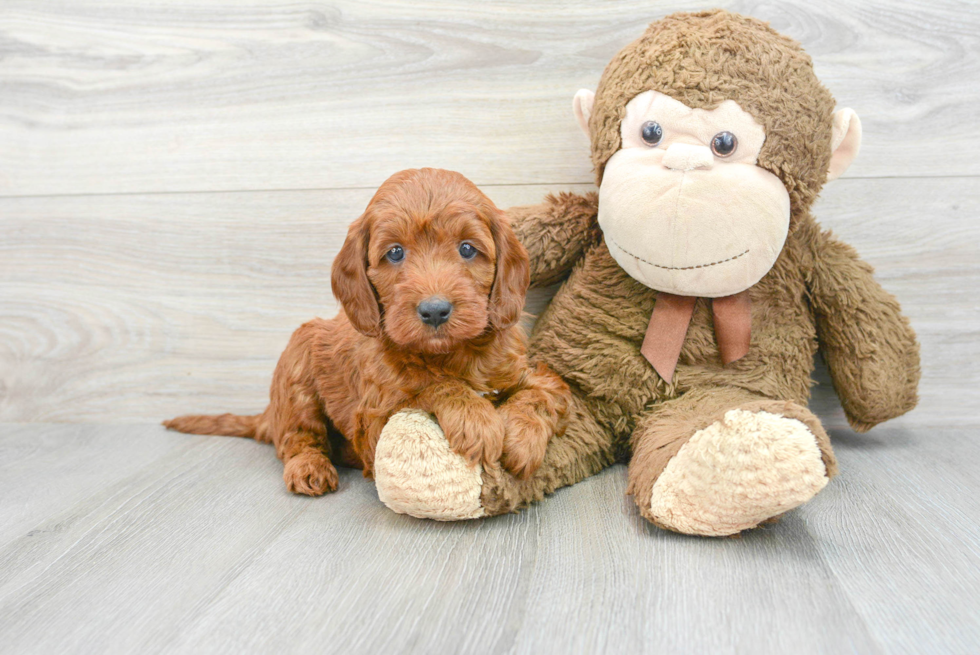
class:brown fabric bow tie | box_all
[640,290,752,382]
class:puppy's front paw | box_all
[436,400,504,468]
[283,450,339,496]
[499,406,551,480]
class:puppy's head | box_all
[331,168,529,354]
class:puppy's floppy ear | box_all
[488,207,530,329]
[331,213,382,337]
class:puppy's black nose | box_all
[417,297,453,328]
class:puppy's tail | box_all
[162,412,270,443]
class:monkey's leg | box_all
[627,386,837,537]
[374,384,616,520]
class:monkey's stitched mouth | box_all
[608,238,749,271]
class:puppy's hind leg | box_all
[268,331,339,497]
[271,393,338,496]
[280,429,339,496]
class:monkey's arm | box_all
[808,230,921,432]
[507,192,601,288]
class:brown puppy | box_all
[165,168,570,496]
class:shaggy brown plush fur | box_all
[165,168,570,494]
[475,11,920,524]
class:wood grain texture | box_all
[1,0,979,197]
[808,427,980,653]
[0,422,977,654]
[0,423,193,544]
[2,178,975,425]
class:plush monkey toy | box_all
[372,10,920,536]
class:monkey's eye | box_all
[640,121,663,146]
[385,245,405,263]
[459,242,478,260]
[711,131,738,157]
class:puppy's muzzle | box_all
[417,297,453,328]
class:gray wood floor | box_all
[1,421,978,654]
[2,1,980,653]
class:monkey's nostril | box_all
[417,297,454,328]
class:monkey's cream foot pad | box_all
[649,409,829,537]
[375,409,486,520]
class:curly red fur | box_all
[165,168,570,495]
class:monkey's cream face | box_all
[597,91,790,298]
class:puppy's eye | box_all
[711,131,738,157]
[640,121,663,146]
[385,245,404,263]
[458,242,478,260]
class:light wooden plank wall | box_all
[1,0,977,426]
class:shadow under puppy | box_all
[165,168,570,495]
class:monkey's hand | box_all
[507,192,601,288]
[808,230,920,432]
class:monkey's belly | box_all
[529,244,669,419]
[529,243,818,415]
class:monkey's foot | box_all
[374,409,486,520]
[647,409,830,537]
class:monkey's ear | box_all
[827,108,862,182]
[331,213,382,337]
[573,89,595,139]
